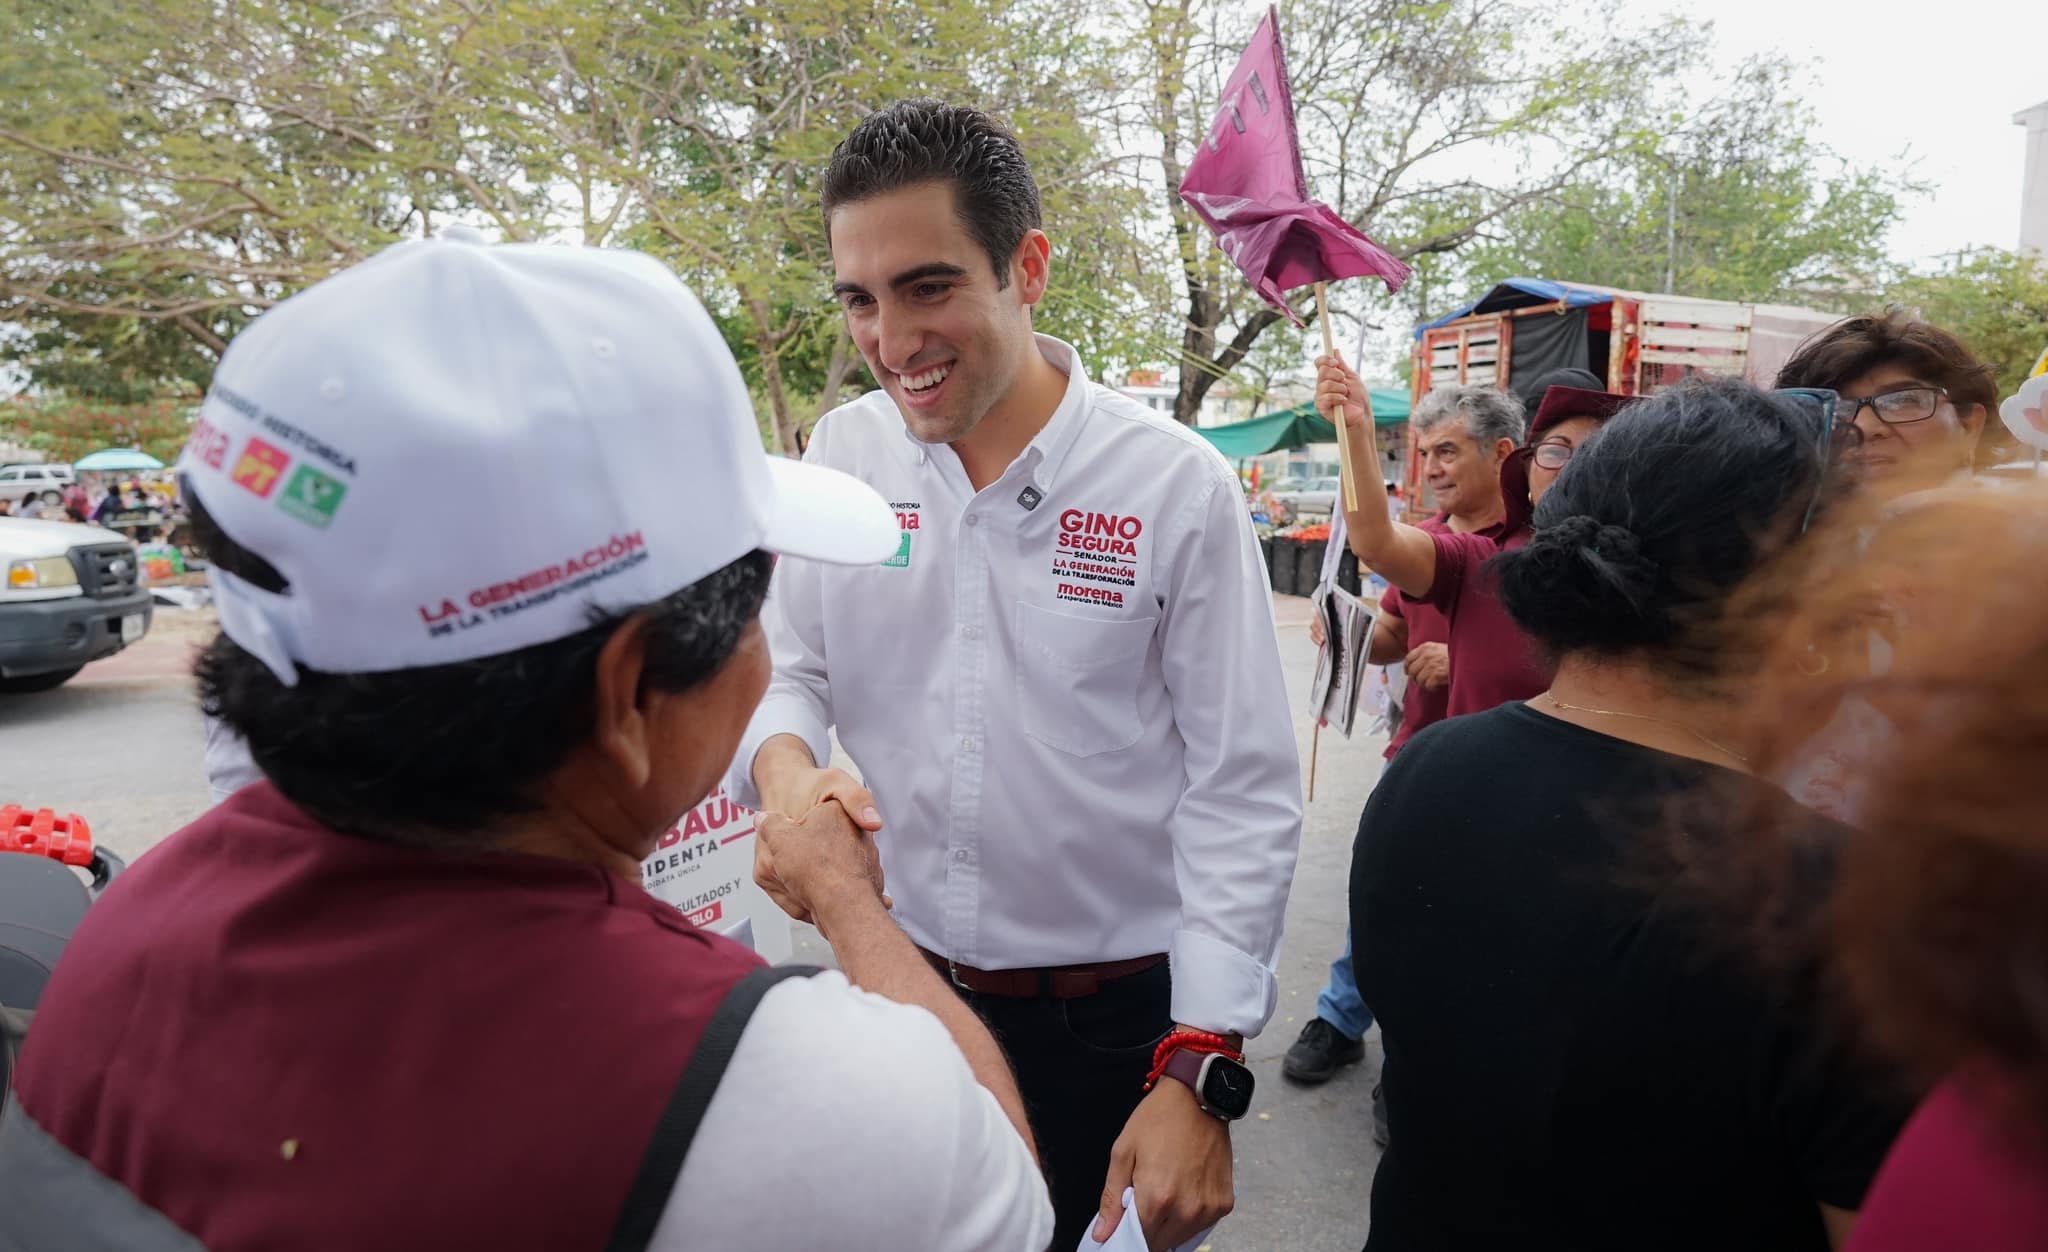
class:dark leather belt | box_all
[918,947,1167,1000]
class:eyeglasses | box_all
[1835,385,1948,426]
[1532,441,1575,470]
[1772,388,1863,532]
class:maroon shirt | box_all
[1415,527,1549,719]
[1847,1071,2048,1252]
[1386,514,1510,758]
[15,783,763,1250]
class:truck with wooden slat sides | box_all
[1405,277,1840,509]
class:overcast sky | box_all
[1619,0,2045,264]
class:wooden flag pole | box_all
[1309,720,1321,803]
[1314,282,1361,513]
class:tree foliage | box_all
[1442,57,1911,309]
[0,0,1152,451]
[1117,0,1711,423]
[0,0,1957,444]
[0,393,193,464]
[1888,247,2048,399]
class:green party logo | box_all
[881,532,913,568]
[278,464,348,528]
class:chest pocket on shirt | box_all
[1014,601,1157,756]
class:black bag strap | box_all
[604,964,821,1252]
[0,1005,30,1105]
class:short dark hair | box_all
[821,100,1042,288]
[1776,309,1997,418]
[1492,377,1822,684]
[190,497,772,843]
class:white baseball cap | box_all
[180,226,897,685]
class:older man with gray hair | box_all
[1284,382,1524,1141]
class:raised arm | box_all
[1316,354,1439,598]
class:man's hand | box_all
[759,760,883,832]
[1093,1079,1233,1250]
[753,804,887,937]
[1314,353,1371,435]
[1404,641,1450,691]
[1308,612,1327,647]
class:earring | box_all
[1797,650,1830,677]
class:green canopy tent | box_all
[1193,388,1409,458]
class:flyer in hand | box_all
[1309,583,1377,737]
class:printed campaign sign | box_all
[640,787,792,963]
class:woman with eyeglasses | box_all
[1775,310,1996,494]
[1349,378,1907,1251]
[1768,313,1998,821]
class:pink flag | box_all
[1178,7,1410,324]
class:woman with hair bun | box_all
[1348,377,1907,1251]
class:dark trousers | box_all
[953,961,1174,1251]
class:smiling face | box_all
[828,181,1049,446]
[1835,362,1984,489]
[1525,415,1603,505]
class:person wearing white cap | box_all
[0,230,1055,1250]
[732,101,1304,1251]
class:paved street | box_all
[1,595,1389,1251]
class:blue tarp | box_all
[1413,278,1618,338]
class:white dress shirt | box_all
[729,336,1303,1037]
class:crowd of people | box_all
[0,96,2043,1252]
[0,473,181,531]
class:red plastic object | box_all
[0,805,95,868]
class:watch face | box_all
[1199,1054,1256,1120]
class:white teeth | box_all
[903,364,951,392]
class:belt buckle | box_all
[947,959,972,993]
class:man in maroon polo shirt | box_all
[1284,384,1523,1104]
[1322,359,1642,716]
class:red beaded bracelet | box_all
[1151,1027,1236,1070]
[1144,1028,1244,1092]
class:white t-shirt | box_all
[650,970,1053,1251]
[203,715,265,805]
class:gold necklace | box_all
[1538,693,1750,764]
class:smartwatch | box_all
[1161,1048,1256,1121]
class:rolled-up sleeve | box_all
[1156,473,1304,1037]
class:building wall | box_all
[2020,100,2048,257]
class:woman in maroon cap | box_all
[1316,355,1642,721]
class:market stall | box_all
[1195,392,1406,596]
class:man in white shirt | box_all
[731,101,1303,1251]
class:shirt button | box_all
[964,513,979,527]
[960,735,977,752]
[961,625,982,640]
[953,849,971,863]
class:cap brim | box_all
[761,457,901,565]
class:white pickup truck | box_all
[0,517,154,692]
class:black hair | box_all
[190,494,772,844]
[821,100,1042,288]
[1492,376,1822,684]
[1777,308,1998,418]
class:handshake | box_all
[749,756,892,937]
